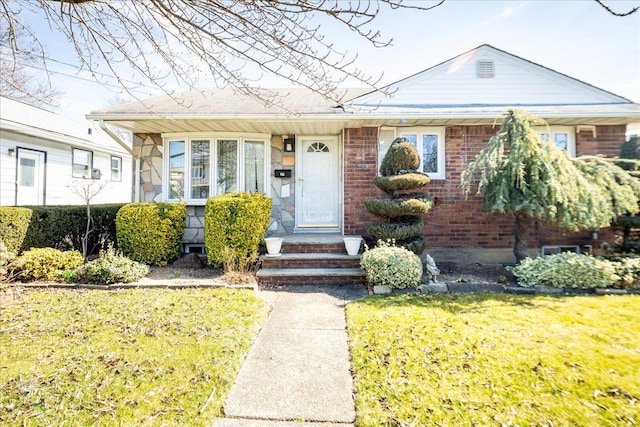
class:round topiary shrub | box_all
[75,247,149,285]
[18,247,84,281]
[380,138,420,176]
[360,241,423,289]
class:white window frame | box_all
[72,148,93,178]
[379,126,446,180]
[111,156,122,182]
[162,133,271,204]
[535,126,576,158]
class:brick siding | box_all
[343,125,627,251]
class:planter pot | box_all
[264,237,284,256]
[343,237,362,256]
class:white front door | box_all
[296,136,340,230]
[16,149,45,205]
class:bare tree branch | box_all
[0,0,445,109]
[594,0,639,16]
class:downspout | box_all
[98,119,140,202]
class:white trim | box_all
[396,126,446,180]
[162,134,271,203]
[535,126,576,158]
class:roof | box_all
[87,45,640,135]
[0,96,130,156]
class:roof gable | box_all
[349,45,631,108]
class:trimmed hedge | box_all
[374,172,431,194]
[0,207,32,253]
[367,217,424,242]
[364,197,432,218]
[116,202,186,266]
[0,205,123,255]
[204,192,272,270]
[379,138,419,176]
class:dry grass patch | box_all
[347,294,639,426]
[0,288,268,426]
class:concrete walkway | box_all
[213,285,368,426]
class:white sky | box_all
[18,0,640,123]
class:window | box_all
[111,156,122,182]
[168,140,185,200]
[72,148,93,178]
[536,126,576,157]
[165,134,269,202]
[190,140,209,199]
[394,127,446,180]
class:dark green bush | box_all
[116,202,186,266]
[367,218,424,242]
[205,192,272,270]
[75,247,149,285]
[0,205,123,255]
[18,247,84,281]
[374,172,430,194]
[0,207,32,253]
[379,138,420,176]
[364,197,432,218]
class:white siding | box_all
[0,131,132,206]
[352,46,629,108]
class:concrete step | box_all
[256,268,366,287]
[260,253,361,269]
[264,233,363,255]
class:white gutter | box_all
[98,120,139,202]
[98,120,134,155]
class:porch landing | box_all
[256,233,366,287]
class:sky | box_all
[11,0,640,123]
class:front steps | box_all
[256,234,366,287]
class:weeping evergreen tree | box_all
[461,109,640,263]
[365,137,433,254]
[613,135,640,251]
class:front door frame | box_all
[294,135,342,232]
[15,147,47,206]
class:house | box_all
[0,97,133,206]
[87,45,640,262]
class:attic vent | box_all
[477,60,495,78]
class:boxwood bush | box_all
[204,192,272,270]
[116,202,186,266]
[18,248,84,281]
[360,241,423,289]
[75,247,149,285]
[0,207,32,254]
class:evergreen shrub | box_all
[360,241,423,289]
[380,139,420,176]
[374,173,430,194]
[367,218,424,242]
[116,202,186,266]
[364,197,432,218]
[509,253,618,289]
[75,247,149,285]
[0,207,32,253]
[0,205,123,255]
[204,192,272,270]
[0,242,16,282]
[19,248,84,281]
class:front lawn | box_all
[347,294,639,426]
[0,288,268,426]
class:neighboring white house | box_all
[0,97,133,206]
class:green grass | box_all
[347,294,640,427]
[0,288,269,426]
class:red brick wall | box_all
[343,124,627,250]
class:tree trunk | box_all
[513,211,530,264]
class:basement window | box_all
[477,60,495,78]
